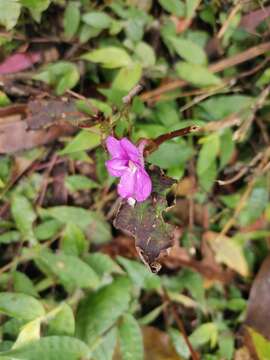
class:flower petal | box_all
[120,138,141,163]
[134,167,152,202]
[106,159,128,177]
[117,168,136,199]
[106,136,126,159]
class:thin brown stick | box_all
[141,41,270,102]
[163,287,200,360]
[217,1,243,39]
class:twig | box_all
[145,126,200,155]
[162,287,200,360]
[217,1,243,39]
[141,41,270,102]
[122,84,144,105]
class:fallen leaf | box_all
[114,167,175,272]
[245,255,270,340]
[0,52,41,74]
[204,231,249,277]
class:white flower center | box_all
[128,160,137,174]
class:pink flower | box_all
[0,52,41,74]
[105,136,152,203]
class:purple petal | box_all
[134,167,152,202]
[120,138,141,163]
[117,168,136,199]
[106,159,128,177]
[106,136,127,159]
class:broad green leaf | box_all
[61,223,87,256]
[34,219,62,241]
[0,91,11,107]
[218,332,234,360]
[59,130,100,155]
[219,129,234,168]
[205,231,249,277]
[189,322,218,349]
[148,140,193,169]
[81,47,132,68]
[169,37,207,65]
[0,231,20,244]
[186,0,200,19]
[169,328,190,359]
[1,336,90,360]
[11,194,37,245]
[119,314,144,360]
[34,62,79,95]
[0,292,45,321]
[21,0,50,22]
[117,256,161,290]
[134,42,156,68]
[199,160,217,192]
[36,252,99,290]
[248,327,270,360]
[92,327,117,360]
[76,277,131,346]
[158,0,185,16]
[39,206,111,244]
[63,1,80,39]
[65,175,99,192]
[0,0,21,30]
[112,63,142,92]
[176,61,221,87]
[47,304,75,336]
[13,318,41,349]
[197,133,220,175]
[12,272,38,298]
[82,11,112,29]
[84,253,120,277]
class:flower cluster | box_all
[105,136,152,203]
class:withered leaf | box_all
[245,255,270,340]
[114,167,175,272]
[26,99,86,130]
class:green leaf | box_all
[76,277,131,346]
[34,219,62,241]
[61,223,87,256]
[218,332,234,360]
[36,252,99,290]
[158,0,185,16]
[92,327,117,360]
[39,205,111,244]
[63,1,80,39]
[186,0,200,19]
[84,253,120,278]
[134,42,156,68]
[119,314,144,360]
[1,336,90,360]
[169,36,207,65]
[11,194,37,245]
[0,0,21,30]
[219,129,234,168]
[169,328,190,359]
[148,140,193,169]
[65,175,99,192]
[176,61,221,87]
[34,62,79,95]
[12,272,39,298]
[189,322,218,349]
[197,134,220,175]
[0,292,45,321]
[47,304,75,336]
[82,11,112,29]
[21,0,50,22]
[112,63,142,92]
[81,47,132,68]
[117,256,161,290]
[0,231,21,244]
[248,327,270,360]
[59,130,100,155]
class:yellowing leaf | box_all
[205,231,249,277]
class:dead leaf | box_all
[234,347,252,360]
[204,231,249,277]
[114,167,175,271]
[245,255,270,340]
[0,52,41,74]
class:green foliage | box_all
[119,314,144,360]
